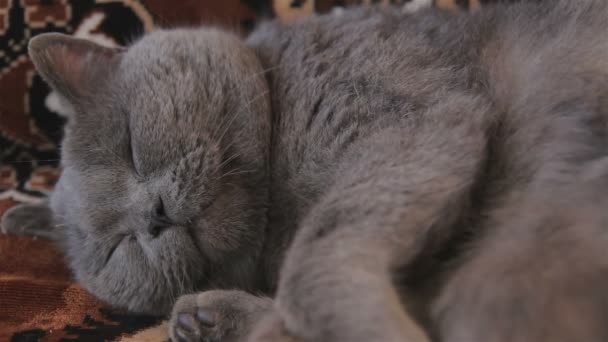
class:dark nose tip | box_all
[147,220,168,238]
[148,197,172,238]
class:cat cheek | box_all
[187,218,222,256]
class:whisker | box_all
[218,137,238,156]
[222,64,283,95]
[214,89,271,145]
[219,168,257,179]
[206,63,281,137]
[215,151,243,173]
[213,108,241,144]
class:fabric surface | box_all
[0,0,500,341]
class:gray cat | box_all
[3,1,608,341]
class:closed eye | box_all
[126,122,141,178]
[103,234,129,267]
[153,196,174,226]
[155,197,166,218]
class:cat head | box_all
[29,29,272,314]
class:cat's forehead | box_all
[122,29,228,69]
[115,30,242,126]
[121,40,200,83]
[117,31,221,104]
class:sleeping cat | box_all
[3,0,608,341]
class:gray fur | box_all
[22,29,272,314]
[3,0,608,341]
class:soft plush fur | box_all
[3,1,608,341]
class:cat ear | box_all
[28,33,124,102]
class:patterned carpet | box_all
[0,0,503,341]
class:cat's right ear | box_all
[28,33,124,103]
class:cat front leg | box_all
[169,290,273,342]
[1,202,56,239]
[249,111,490,342]
[434,160,608,342]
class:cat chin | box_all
[70,228,207,315]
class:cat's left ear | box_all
[28,33,124,103]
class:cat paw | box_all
[169,290,273,342]
[0,203,54,239]
[171,305,218,342]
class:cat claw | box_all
[173,309,218,342]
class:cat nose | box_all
[148,197,172,238]
[148,219,169,238]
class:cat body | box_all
[3,1,608,341]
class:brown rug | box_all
[0,234,165,341]
[0,0,499,340]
